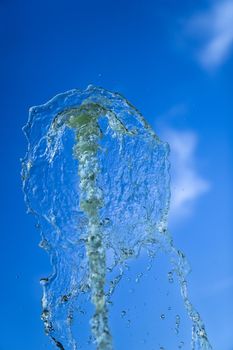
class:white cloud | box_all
[158,103,188,120]
[163,129,210,222]
[187,0,233,69]
[197,276,233,297]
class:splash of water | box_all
[22,85,212,350]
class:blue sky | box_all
[0,0,232,349]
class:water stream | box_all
[22,85,212,350]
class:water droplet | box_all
[175,314,181,334]
[160,314,165,320]
[121,310,126,318]
[168,271,174,283]
[135,272,143,283]
[178,341,184,348]
[40,277,49,285]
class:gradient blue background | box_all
[0,0,232,349]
